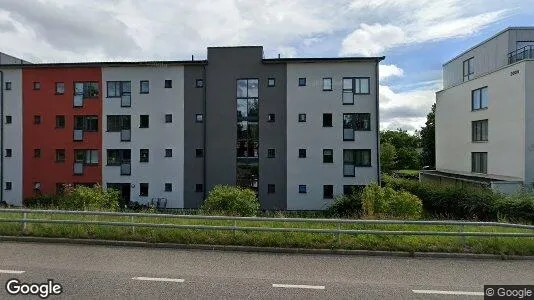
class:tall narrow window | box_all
[298,114,306,123]
[5,115,12,124]
[323,149,333,163]
[463,57,474,81]
[55,82,65,95]
[299,149,306,158]
[5,82,12,90]
[471,152,487,174]
[165,114,173,123]
[56,149,65,162]
[140,80,149,94]
[323,113,332,127]
[140,183,149,196]
[236,79,259,191]
[140,115,149,128]
[140,149,149,163]
[323,78,332,91]
[472,87,488,110]
[323,185,334,199]
[472,120,488,142]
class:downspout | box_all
[375,59,381,184]
[0,70,4,204]
[202,63,207,202]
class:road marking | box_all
[272,284,325,290]
[132,277,185,283]
[412,290,483,296]
[0,269,25,274]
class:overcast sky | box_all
[0,0,533,132]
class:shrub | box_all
[23,194,60,208]
[58,184,120,211]
[492,192,534,223]
[201,185,259,216]
[329,188,363,218]
[361,183,422,219]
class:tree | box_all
[380,142,397,174]
[380,129,421,170]
[420,103,436,168]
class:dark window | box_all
[268,184,275,194]
[344,113,371,140]
[106,81,131,98]
[165,183,172,192]
[195,184,203,192]
[34,149,41,158]
[75,149,99,165]
[74,82,99,98]
[34,115,41,124]
[140,183,149,197]
[165,80,172,88]
[140,80,149,94]
[323,113,332,127]
[298,114,306,122]
[267,114,275,122]
[55,82,65,95]
[267,148,276,158]
[5,115,12,124]
[5,82,11,90]
[344,149,371,176]
[140,149,149,163]
[343,77,370,104]
[299,185,307,194]
[5,182,12,190]
[56,115,65,128]
[5,149,12,157]
[267,78,275,87]
[472,87,488,110]
[56,149,65,162]
[56,183,65,195]
[165,114,172,123]
[106,149,131,166]
[195,149,204,158]
[196,79,204,88]
[140,115,149,128]
[165,149,172,157]
[298,78,306,86]
[323,149,333,163]
[33,82,40,90]
[74,116,98,132]
[463,57,474,81]
[323,78,332,91]
[472,152,487,174]
[196,114,203,123]
[323,185,334,199]
[299,149,306,158]
[472,120,488,142]
[106,115,131,132]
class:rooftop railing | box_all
[508,45,534,64]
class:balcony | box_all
[73,130,84,141]
[120,129,131,142]
[73,162,84,175]
[508,45,534,64]
[120,162,131,175]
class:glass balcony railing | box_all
[73,130,83,141]
[508,45,534,64]
[73,162,84,175]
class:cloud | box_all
[276,46,297,58]
[341,24,406,56]
[379,64,404,80]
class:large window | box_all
[107,115,131,132]
[343,149,371,176]
[106,149,131,166]
[74,149,99,165]
[74,116,98,132]
[236,79,259,191]
[463,57,474,81]
[472,120,488,142]
[471,152,487,174]
[343,113,371,140]
[74,82,99,98]
[472,87,488,110]
[107,81,131,98]
[343,77,370,104]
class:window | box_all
[75,150,99,165]
[344,113,371,140]
[472,120,488,142]
[140,80,149,94]
[56,149,65,162]
[140,183,149,197]
[323,185,334,199]
[74,116,98,132]
[165,80,172,88]
[106,149,131,166]
[5,82,11,90]
[5,182,12,190]
[472,152,487,174]
[195,184,203,192]
[196,79,204,88]
[5,149,12,157]
[268,78,275,87]
[323,78,332,91]
[54,82,65,95]
[298,114,306,123]
[267,114,275,122]
[298,78,306,86]
[140,149,149,163]
[299,185,307,194]
[236,79,259,190]
[343,185,364,195]
[165,114,173,123]
[354,78,370,94]
[323,113,332,127]
[196,114,203,123]
[344,149,371,176]
[343,77,370,104]
[323,149,333,163]
[267,148,276,158]
[472,87,488,110]
[299,149,306,158]
[34,115,41,124]
[106,81,131,99]
[165,149,172,157]
[74,82,99,98]
[268,184,275,194]
[55,115,65,128]
[5,115,12,124]
[140,115,149,128]
[463,57,474,81]
[34,149,41,158]
[165,183,172,192]
[195,149,204,158]
[106,115,131,132]
[33,82,40,90]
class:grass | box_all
[396,170,420,175]
[0,211,532,255]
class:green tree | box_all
[420,103,436,168]
[380,142,397,174]
[201,185,259,216]
[380,129,421,170]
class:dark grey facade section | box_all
[183,65,206,208]
[205,47,287,209]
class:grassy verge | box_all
[0,212,532,255]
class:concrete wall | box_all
[102,66,185,208]
[286,62,379,210]
[524,61,534,186]
[436,61,526,180]
[1,69,23,205]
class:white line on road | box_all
[0,269,25,274]
[132,277,185,283]
[412,290,484,296]
[272,284,325,290]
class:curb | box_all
[1,235,533,260]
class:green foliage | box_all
[361,183,422,219]
[23,195,60,208]
[492,192,534,223]
[380,142,396,174]
[329,187,363,218]
[420,103,436,168]
[201,185,260,216]
[380,129,422,171]
[59,184,120,211]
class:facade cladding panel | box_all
[22,67,103,198]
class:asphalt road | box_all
[0,242,532,299]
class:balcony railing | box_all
[73,130,83,141]
[74,94,84,107]
[73,162,84,175]
[343,164,355,177]
[120,162,131,175]
[121,94,131,107]
[343,128,355,141]
[120,129,131,142]
[508,45,534,64]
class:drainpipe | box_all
[375,60,381,184]
[0,70,4,204]
[202,64,207,202]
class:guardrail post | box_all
[22,212,27,234]
[233,220,237,236]
[131,216,135,234]
[460,224,466,250]
[336,222,341,246]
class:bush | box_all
[23,194,60,208]
[201,185,259,216]
[492,192,534,223]
[361,183,422,219]
[328,188,363,218]
[58,184,120,211]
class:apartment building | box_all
[0,47,383,210]
[432,27,534,193]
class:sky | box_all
[0,0,533,133]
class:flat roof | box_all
[263,56,385,63]
[427,169,523,183]
[0,60,208,68]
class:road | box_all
[0,242,532,299]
